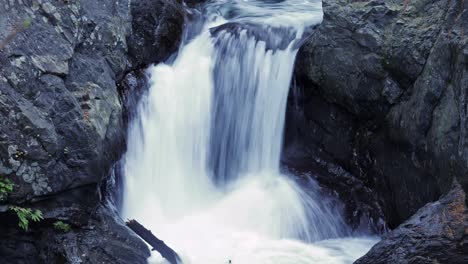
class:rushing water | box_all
[122,0,378,263]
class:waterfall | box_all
[122,1,377,263]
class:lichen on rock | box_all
[0,0,186,262]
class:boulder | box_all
[355,182,468,264]
[0,186,150,263]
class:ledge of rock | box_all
[0,185,150,263]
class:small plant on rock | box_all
[9,206,43,231]
[53,221,71,233]
[1,177,44,231]
[0,177,14,201]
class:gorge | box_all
[0,0,467,263]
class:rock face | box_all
[127,0,185,68]
[0,186,150,263]
[356,182,468,264]
[286,0,468,230]
[0,0,185,262]
[0,0,130,204]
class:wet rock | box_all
[283,92,387,233]
[119,69,150,125]
[184,0,207,7]
[288,0,468,229]
[355,182,468,264]
[127,0,186,68]
[210,22,300,50]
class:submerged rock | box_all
[356,182,468,264]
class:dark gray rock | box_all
[295,0,453,119]
[0,0,130,204]
[283,93,388,233]
[127,0,185,68]
[0,0,185,262]
[184,0,207,7]
[119,69,150,125]
[288,0,468,229]
[0,185,150,263]
[355,182,468,264]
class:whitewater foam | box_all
[122,1,378,263]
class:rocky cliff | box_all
[286,0,467,228]
[285,0,467,261]
[0,0,185,262]
[0,0,466,262]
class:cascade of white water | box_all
[122,1,378,263]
